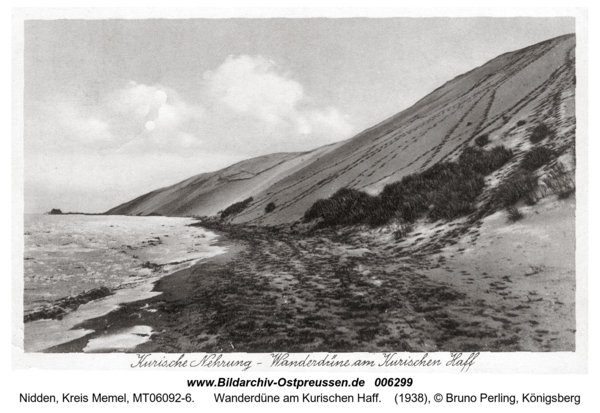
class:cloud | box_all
[27,55,353,158]
[25,55,355,211]
[26,82,202,153]
[203,55,303,123]
[201,55,353,152]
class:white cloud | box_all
[26,82,204,153]
[25,55,355,211]
[204,55,303,122]
[201,55,353,152]
[27,56,353,158]
[105,82,156,118]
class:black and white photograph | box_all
[18,12,581,357]
[8,4,598,411]
[8,9,595,406]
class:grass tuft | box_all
[393,221,414,241]
[506,206,524,222]
[543,163,575,199]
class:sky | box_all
[23,16,575,213]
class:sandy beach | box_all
[47,193,575,353]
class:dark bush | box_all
[304,145,513,227]
[459,145,513,176]
[303,188,374,227]
[474,134,489,147]
[492,172,538,208]
[524,190,540,206]
[221,197,253,219]
[265,202,276,214]
[516,120,527,127]
[428,175,485,221]
[529,122,553,143]
[521,146,554,171]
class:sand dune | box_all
[107,34,575,229]
[77,34,578,354]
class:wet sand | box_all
[45,236,244,353]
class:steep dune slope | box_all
[108,34,575,225]
[106,142,345,217]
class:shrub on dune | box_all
[303,188,374,227]
[506,206,524,222]
[474,134,490,147]
[543,163,575,199]
[304,144,513,228]
[521,146,554,171]
[221,197,253,219]
[492,172,538,208]
[529,122,554,143]
[393,221,414,240]
[265,202,276,214]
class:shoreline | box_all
[43,197,575,353]
[44,231,245,353]
[23,215,228,353]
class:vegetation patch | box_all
[304,145,512,228]
[521,146,554,171]
[491,172,538,208]
[221,197,253,219]
[543,163,575,199]
[474,134,489,147]
[303,188,375,227]
[506,206,524,223]
[529,122,554,143]
[490,142,564,209]
[393,221,414,241]
[265,202,276,214]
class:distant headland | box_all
[45,208,105,216]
